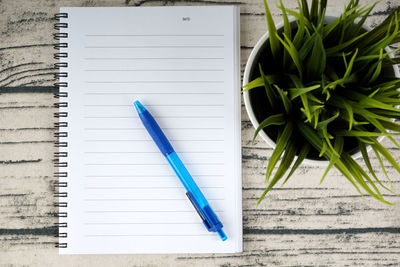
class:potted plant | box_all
[243,0,400,204]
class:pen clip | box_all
[185,192,211,230]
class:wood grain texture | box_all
[0,0,399,266]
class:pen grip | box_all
[139,110,174,155]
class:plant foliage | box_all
[244,0,400,205]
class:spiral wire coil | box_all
[53,12,68,249]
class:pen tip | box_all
[217,229,227,241]
[134,100,146,114]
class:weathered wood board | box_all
[0,0,399,266]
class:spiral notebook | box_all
[55,6,242,254]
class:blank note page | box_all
[58,6,241,254]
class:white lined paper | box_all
[59,6,241,254]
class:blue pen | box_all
[134,100,227,241]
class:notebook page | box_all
[59,6,241,254]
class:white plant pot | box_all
[243,14,400,166]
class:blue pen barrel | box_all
[167,152,227,241]
[166,152,208,206]
[134,100,227,241]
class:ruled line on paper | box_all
[83,182,224,187]
[84,81,224,84]
[84,186,224,189]
[84,69,224,72]
[84,174,224,177]
[83,104,225,107]
[85,34,225,37]
[83,151,224,153]
[83,128,225,130]
[84,57,225,60]
[84,222,203,225]
[84,234,215,237]
[83,163,224,166]
[84,45,224,48]
[83,93,224,95]
[83,178,225,183]
[83,139,224,142]
[84,209,224,212]
[83,116,224,119]
[83,180,224,184]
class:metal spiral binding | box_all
[54,12,68,249]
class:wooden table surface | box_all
[1,0,399,266]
